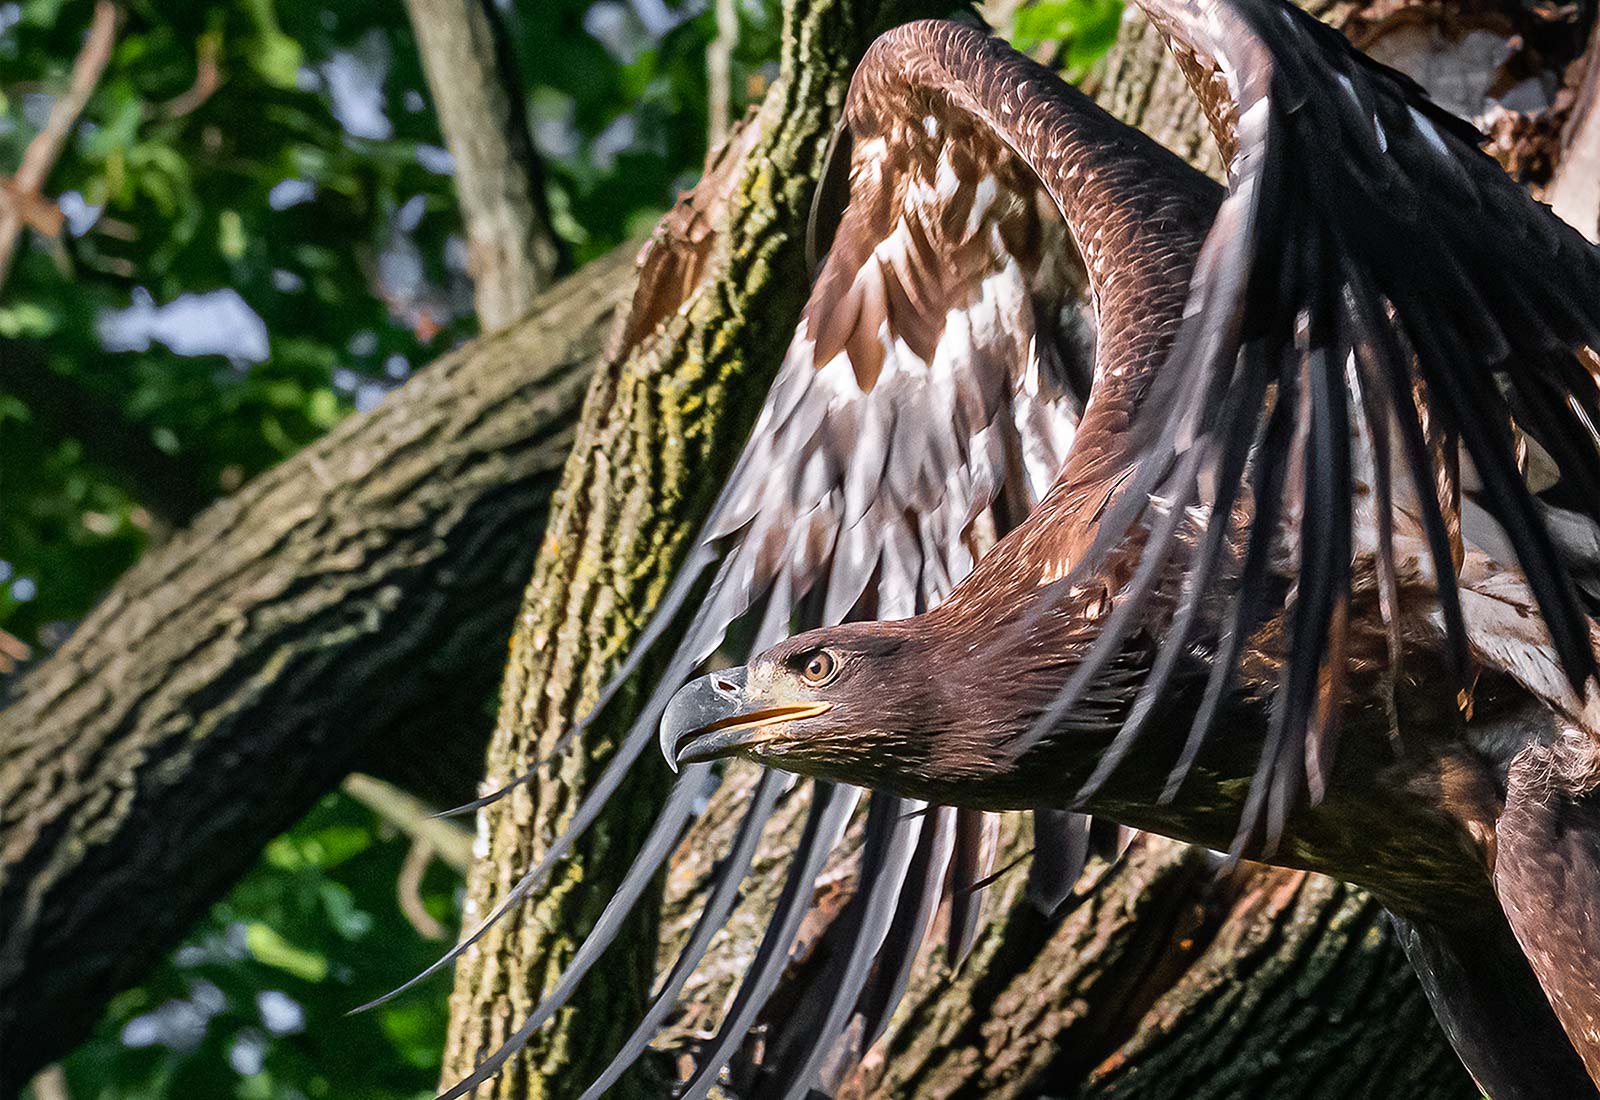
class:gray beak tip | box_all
[659,666,750,769]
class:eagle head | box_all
[658,614,1060,805]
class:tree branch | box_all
[3,2,1589,1097]
[0,242,637,1095]
[707,0,739,148]
[0,0,119,295]
[342,773,474,873]
[645,3,1590,1097]
[435,0,955,1091]
[402,0,562,329]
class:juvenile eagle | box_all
[396,3,1600,1096]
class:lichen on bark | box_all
[434,0,948,1093]
[499,2,1591,1098]
[0,246,637,1094]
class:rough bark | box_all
[0,0,1588,1096]
[433,0,950,1092]
[848,828,1470,1100]
[638,2,1594,1097]
[403,0,562,328]
[0,244,636,1095]
[650,773,1474,1099]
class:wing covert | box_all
[412,39,1118,1097]
[1047,0,1600,854]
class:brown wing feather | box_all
[422,21,1208,1098]
[1029,0,1600,862]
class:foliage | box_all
[54,794,460,1100]
[0,0,782,649]
[500,0,787,264]
[1,0,1121,1095]
[1010,0,1122,77]
[2,0,474,644]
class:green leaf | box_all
[306,388,341,429]
[380,1002,445,1070]
[20,0,67,29]
[242,0,306,89]
[0,302,59,338]
[319,881,374,940]
[80,92,144,159]
[1011,0,1125,68]
[301,824,372,868]
[244,923,329,982]
[219,210,247,260]
[263,835,305,871]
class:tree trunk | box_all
[2,0,1591,1096]
[0,244,635,1095]
[847,830,1470,1099]
[649,769,1473,1099]
[403,0,562,329]
[462,3,1587,1099]
[432,0,955,1091]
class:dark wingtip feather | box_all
[432,546,724,821]
[944,809,999,966]
[428,778,709,1098]
[575,768,787,1100]
[1025,810,1092,917]
[765,796,925,1100]
[431,774,533,819]
[671,784,863,1100]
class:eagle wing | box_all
[1041,0,1600,854]
[404,49,1137,1099]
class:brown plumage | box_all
[393,7,1600,1099]
[660,13,1600,1097]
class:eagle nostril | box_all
[714,676,738,693]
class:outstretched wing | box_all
[403,50,1120,1100]
[1039,0,1600,854]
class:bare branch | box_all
[398,839,450,941]
[707,0,739,148]
[154,32,223,121]
[0,633,29,678]
[342,773,474,873]
[0,244,636,1092]
[0,0,119,295]
[25,1065,69,1100]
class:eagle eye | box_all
[799,649,839,686]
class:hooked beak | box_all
[659,667,833,771]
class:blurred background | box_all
[0,1,1120,1096]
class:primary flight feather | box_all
[399,6,1600,1097]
